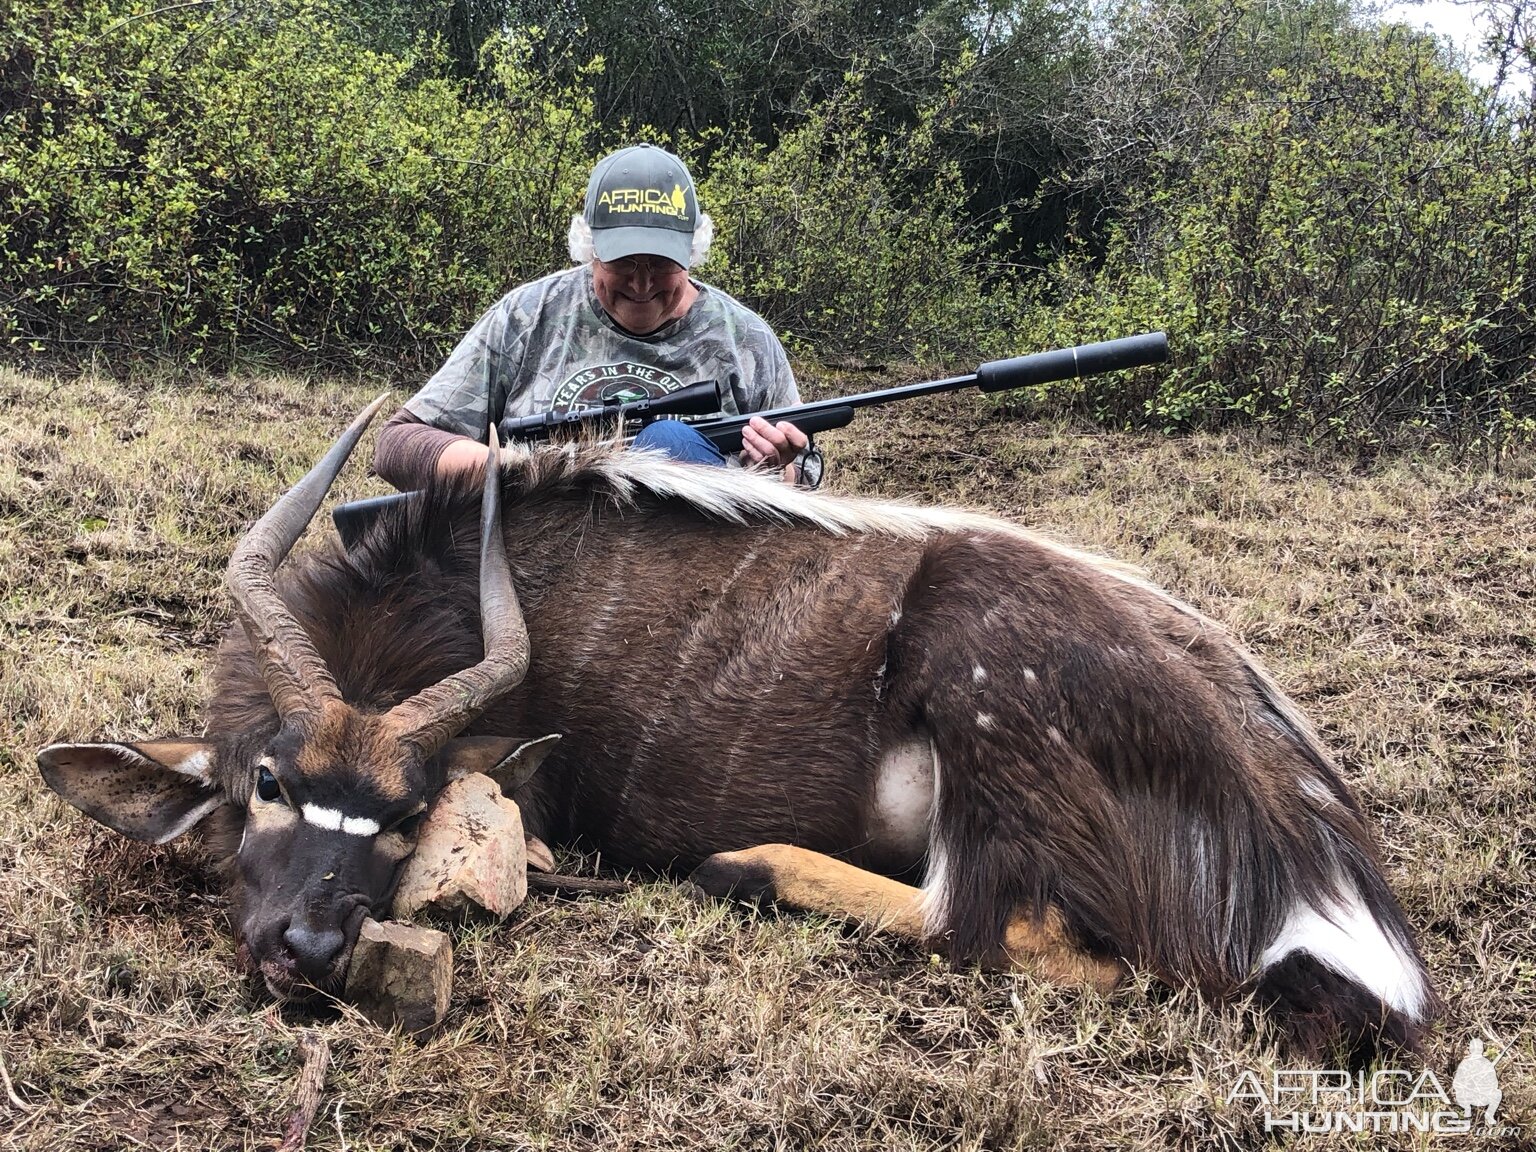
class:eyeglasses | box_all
[599,255,686,277]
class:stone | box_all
[391,772,527,919]
[344,918,452,1034]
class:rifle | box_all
[331,332,1169,547]
[689,331,1169,453]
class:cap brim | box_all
[592,226,692,268]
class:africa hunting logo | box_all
[1226,1037,1517,1137]
[594,184,690,219]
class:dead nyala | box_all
[39,401,1436,1062]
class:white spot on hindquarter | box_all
[1022,667,1038,684]
[972,664,987,685]
[301,803,380,837]
[1047,725,1065,745]
[872,734,935,863]
[1260,877,1429,1019]
[976,712,996,732]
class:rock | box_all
[391,772,527,919]
[344,918,452,1034]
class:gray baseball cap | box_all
[583,144,699,267]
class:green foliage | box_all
[2,0,1533,448]
[508,0,1091,255]
[0,0,594,372]
[699,88,1016,361]
[1021,5,1536,448]
[338,0,518,77]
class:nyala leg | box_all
[691,843,1126,993]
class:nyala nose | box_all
[282,916,345,977]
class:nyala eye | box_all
[255,765,282,803]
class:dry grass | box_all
[1,366,1532,1150]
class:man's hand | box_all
[740,416,809,484]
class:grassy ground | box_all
[1,366,1532,1150]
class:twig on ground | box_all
[275,1031,332,1152]
[526,872,631,897]
[0,1049,35,1112]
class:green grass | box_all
[1,366,1531,1149]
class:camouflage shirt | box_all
[404,266,800,436]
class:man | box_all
[374,143,818,488]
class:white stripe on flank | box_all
[557,444,1338,784]
[301,803,380,837]
[1260,878,1429,1019]
[1298,775,1337,808]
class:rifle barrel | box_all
[696,331,1168,453]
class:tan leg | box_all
[1002,908,1126,993]
[690,843,1126,993]
[689,843,929,939]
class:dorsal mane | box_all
[350,437,1158,594]
[337,438,1162,602]
[499,439,1131,560]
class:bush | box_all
[699,87,1018,362]
[1019,12,1536,447]
[0,0,595,373]
[4,0,1532,451]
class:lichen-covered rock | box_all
[344,918,452,1034]
[391,772,527,919]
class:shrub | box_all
[699,87,1017,362]
[1019,7,1536,447]
[0,1,595,373]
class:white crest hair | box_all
[567,212,714,268]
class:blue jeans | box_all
[632,419,727,466]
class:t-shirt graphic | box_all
[551,362,687,413]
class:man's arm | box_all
[372,293,527,489]
[373,410,490,490]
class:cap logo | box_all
[596,184,690,219]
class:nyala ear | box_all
[442,733,561,795]
[37,740,226,845]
